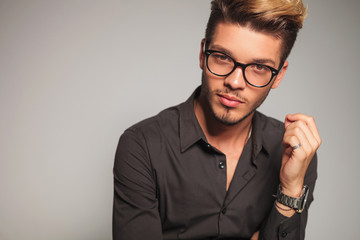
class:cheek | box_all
[203,72,224,89]
[251,88,271,104]
[243,85,267,100]
[202,72,213,89]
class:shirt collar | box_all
[179,86,206,152]
[251,112,268,163]
[178,87,284,159]
[251,111,285,165]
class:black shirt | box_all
[113,88,317,240]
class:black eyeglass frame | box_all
[204,49,283,88]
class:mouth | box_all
[217,93,245,108]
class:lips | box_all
[217,94,244,108]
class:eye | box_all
[249,64,270,73]
[212,53,232,63]
[254,64,266,71]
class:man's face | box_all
[199,22,288,126]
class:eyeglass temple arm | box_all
[203,39,208,53]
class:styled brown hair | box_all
[205,0,307,66]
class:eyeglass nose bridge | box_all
[227,61,248,78]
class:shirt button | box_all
[221,207,227,214]
[281,231,287,238]
[218,161,225,169]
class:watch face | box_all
[298,185,310,213]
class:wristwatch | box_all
[276,185,309,213]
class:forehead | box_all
[210,22,283,66]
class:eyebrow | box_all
[252,58,277,67]
[210,44,277,67]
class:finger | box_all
[250,231,259,240]
[285,120,319,152]
[286,114,320,142]
[283,126,313,158]
[284,125,313,157]
[284,114,295,128]
[285,113,321,146]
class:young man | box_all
[113,0,321,239]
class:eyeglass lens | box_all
[207,51,273,87]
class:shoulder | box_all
[115,104,182,167]
[127,105,180,136]
[255,111,284,134]
[119,102,184,149]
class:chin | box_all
[211,106,254,126]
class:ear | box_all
[271,60,288,89]
[199,38,206,70]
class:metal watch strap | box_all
[276,185,309,213]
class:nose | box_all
[223,67,246,90]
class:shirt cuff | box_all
[260,204,303,240]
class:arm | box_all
[259,153,317,240]
[259,114,321,240]
[113,129,163,240]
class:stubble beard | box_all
[201,72,271,126]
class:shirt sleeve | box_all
[259,153,318,240]
[113,129,163,240]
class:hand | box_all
[250,231,259,240]
[280,114,321,197]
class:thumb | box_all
[284,114,295,128]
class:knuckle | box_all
[311,141,320,150]
[293,127,302,135]
[290,136,298,143]
[311,138,321,149]
[296,121,305,130]
[305,146,313,156]
[308,116,316,125]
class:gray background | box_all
[1,0,359,239]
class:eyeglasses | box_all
[204,50,283,88]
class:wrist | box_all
[274,200,294,212]
[280,183,303,198]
